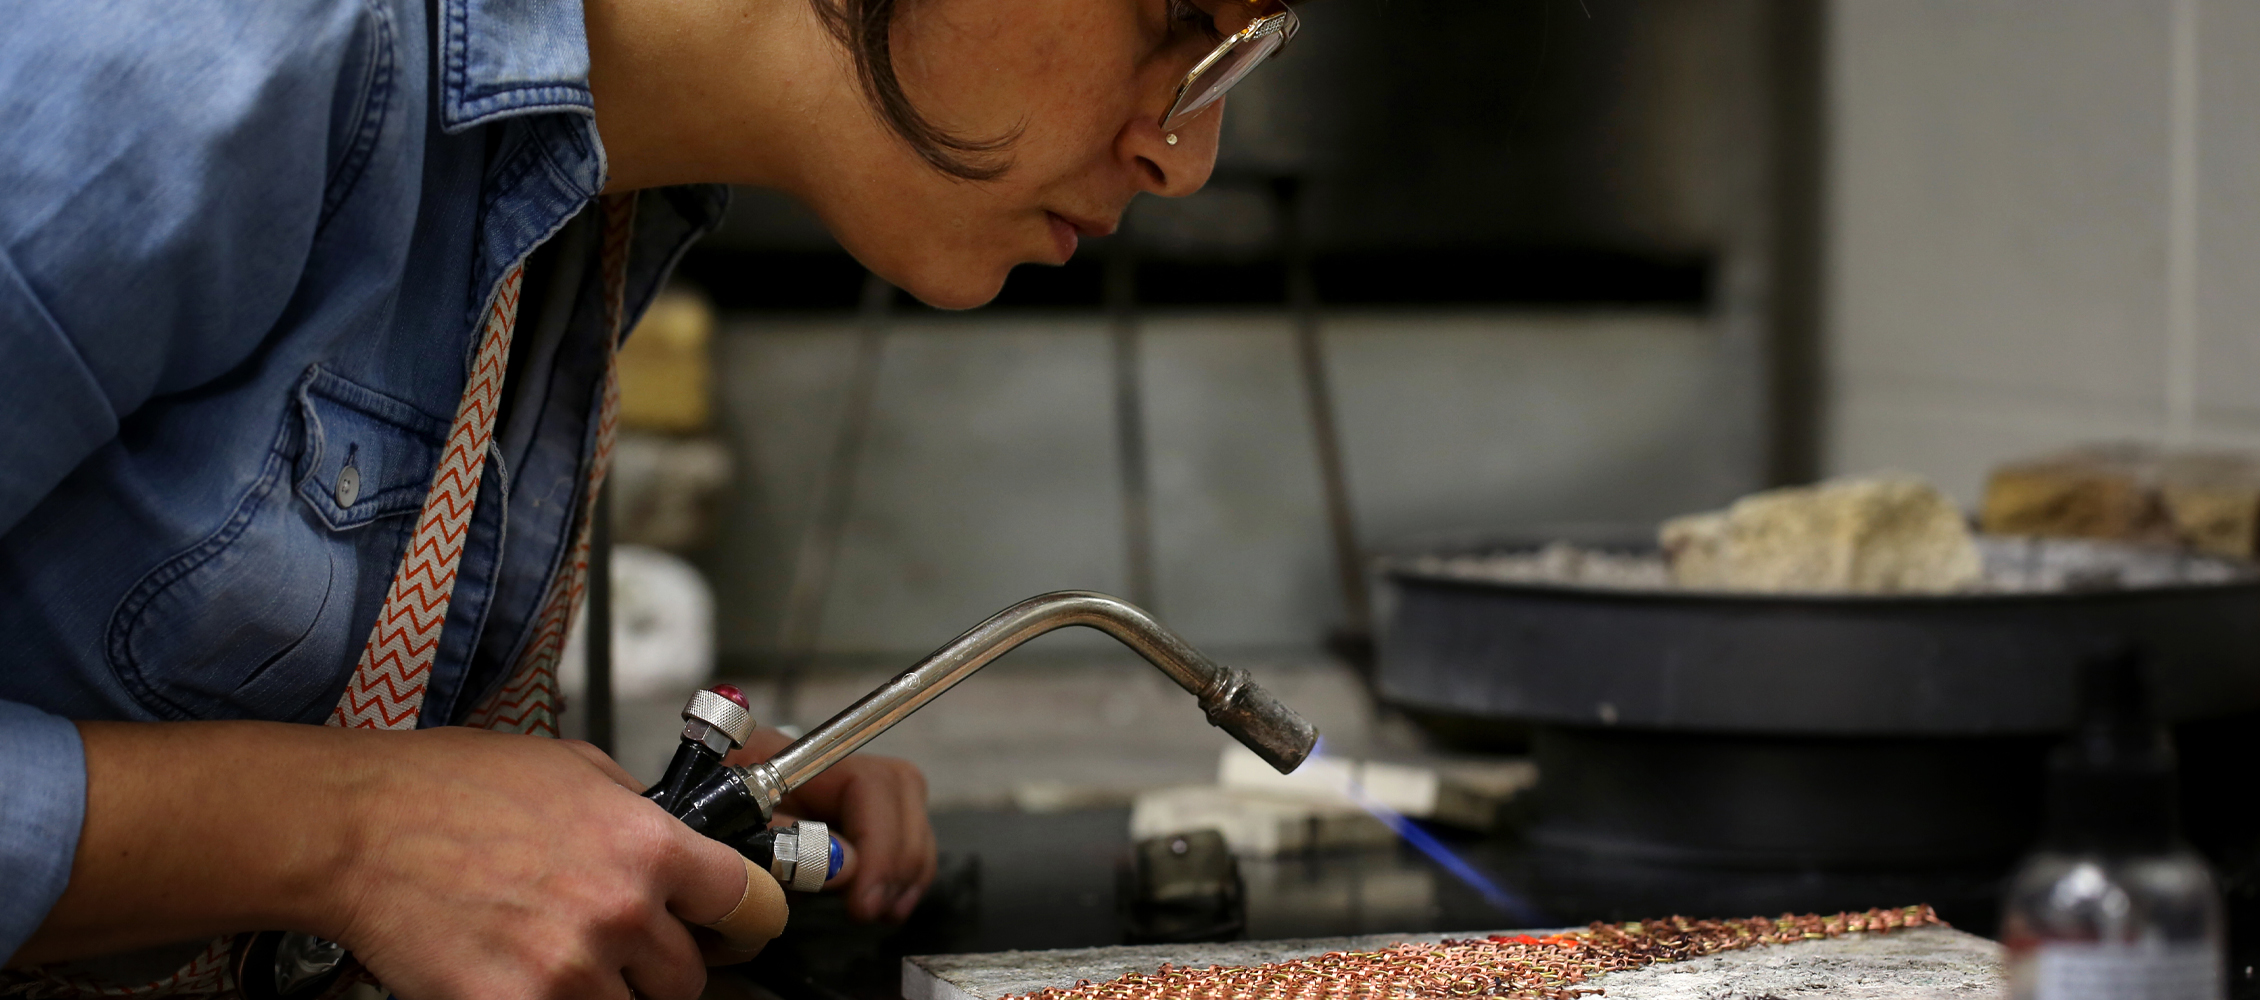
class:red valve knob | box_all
[710,683,750,710]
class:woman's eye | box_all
[1167,0,1225,43]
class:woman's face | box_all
[786,0,1236,308]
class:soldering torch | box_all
[648,591,1319,868]
[236,591,1316,1000]
[644,682,844,892]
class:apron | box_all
[2,193,640,1000]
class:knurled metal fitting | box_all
[681,689,756,756]
[769,820,831,893]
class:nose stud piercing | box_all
[1166,134,1179,146]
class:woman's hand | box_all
[20,722,780,1000]
[330,728,774,997]
[728,730,935,924]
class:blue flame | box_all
[1315,739,1547,925]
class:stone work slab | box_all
[903,927,2004,1000]
[1581,927,2003,998]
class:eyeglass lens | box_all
[1163,14,1293,130]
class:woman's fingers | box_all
[833,756,929,922]
[890,771,936,921]
[844,772,905,922]
[322,729,751,1000]
[559,738,648,793]
[620,905,711,1000]
[872,765,932,921]
[722,729,934,925]
[662,834,788,960]
[661,830,768,924]
[733,728,795,762]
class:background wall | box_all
[1823,0,2260,502]
[703,309,1745,661]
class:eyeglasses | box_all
[1160,0,1301,131]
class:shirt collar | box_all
[438,0,598,133]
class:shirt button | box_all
[335,465,361,507]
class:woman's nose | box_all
[1121,100,1222,198]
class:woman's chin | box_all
[895,259,1012,311]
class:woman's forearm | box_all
[6,715,937,1000]
[9,722,767,1000]
[11,720,367,966]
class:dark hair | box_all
[807,0,1018,181]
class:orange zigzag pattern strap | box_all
[328,263,525,731]
[0,937,234,1000]
[464,192,638,736]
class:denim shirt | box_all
[0,0,725,960]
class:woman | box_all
[0,0,1297,995]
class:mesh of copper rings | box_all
[1012,906,1945,1000]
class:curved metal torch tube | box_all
[735,591,1319,815]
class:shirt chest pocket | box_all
[107,367,447,722]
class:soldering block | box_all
[1215,747,1536,832]
[1128,785,1395,858]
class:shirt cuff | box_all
[0,700,85,965]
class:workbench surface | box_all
[903,926,2004,1000]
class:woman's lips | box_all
[1043,211,1117,265]
[1046,212,1080,263]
